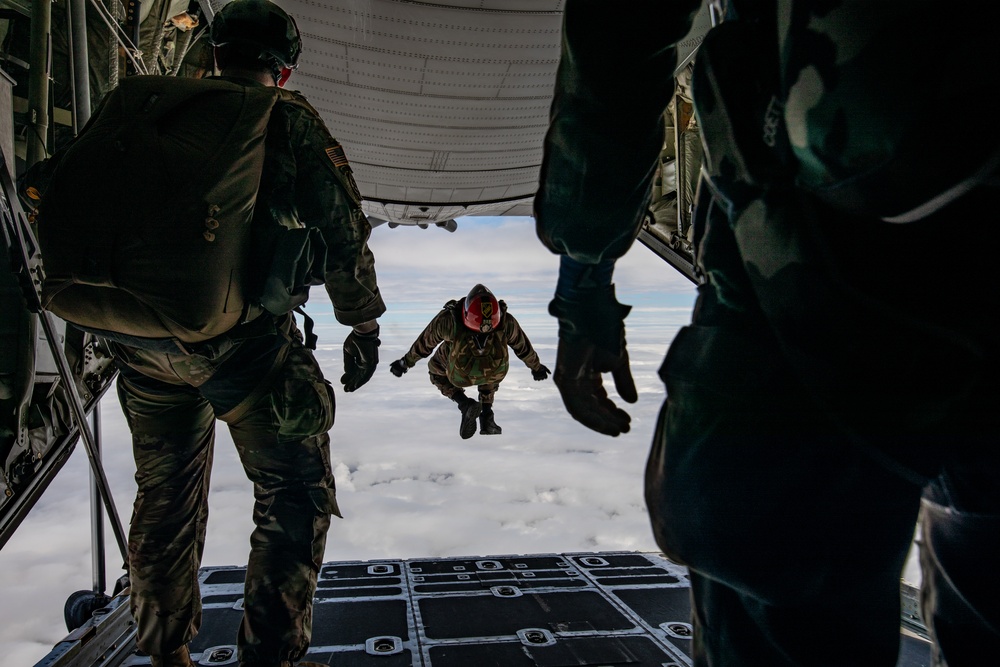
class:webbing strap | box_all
[294,306,317,350]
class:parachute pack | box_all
[31,75,328,349]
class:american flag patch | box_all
[325,143,350,168]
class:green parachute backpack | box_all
[32,75,327,348]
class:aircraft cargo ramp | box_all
[38,551,931,667]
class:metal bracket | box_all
[0,148,129,565]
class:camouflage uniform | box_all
[537,1,1000,665]
[258,80,383,325]
[110,77,385,665]
[399,300,543,406]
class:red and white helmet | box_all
[462,284,501,333]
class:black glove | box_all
[549,285,637,436]
[389,359,409,377]
[532,365,551,381]
[341,326,380,392]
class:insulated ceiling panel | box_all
[283,0,564,224]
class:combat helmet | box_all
[462,284,501,333]
[210,0,302,70]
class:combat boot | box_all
[150,646,194,667]
[479,404,502,435]
[452,393,481,439]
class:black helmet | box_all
[210,0,302,69]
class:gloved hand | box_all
[549,285,637,436]
[532,365,551,381]
[389,359,409,377]
[341,326,380,392]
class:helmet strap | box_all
[276,66,293,88]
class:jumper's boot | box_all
[479,404,502,435]
[453,393,482,440]
[150,646,195,667]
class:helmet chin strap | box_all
[276,67,293,87]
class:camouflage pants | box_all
[427,372,497,405]
[113,315,340,665]
[426,346,497,405]
[646,322,922,666]
[647,318,1000,666]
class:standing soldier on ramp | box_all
[21,1,385,665]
